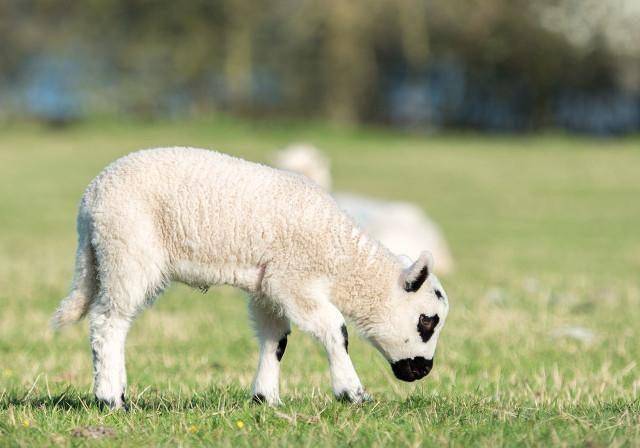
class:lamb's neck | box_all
[331,226,399,331]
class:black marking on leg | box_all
[276,334,288,362]
[341,324,349,353]
[252,393,266,404]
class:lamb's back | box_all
[84,147,348,266]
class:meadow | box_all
[0,118,639,446]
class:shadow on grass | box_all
[2,393,95,411]
[0,386,500,413]
[1,387,429,413]
[0,385,254,412]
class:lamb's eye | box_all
[417,314,440,342]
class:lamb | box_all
[273,144,454,275]
[52,147,449,408]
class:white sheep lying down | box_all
[52,147,449,408]
[273,143,455,275]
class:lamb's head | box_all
[368,251,449,382]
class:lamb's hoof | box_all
[252,394,266,404]
[120,394,130,412]
[336,387,371,404]
[96,393,129,411]
[252,393,281,406]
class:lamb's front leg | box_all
[316,308,369,403]
[279,292,369,403]
[248,298,291,406]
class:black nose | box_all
[391,357,433,382]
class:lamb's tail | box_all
[51,217,97,329]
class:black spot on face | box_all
[417,314,440,342]
[404,266,429,292]
[276,333,288,361]
[435,289,443,300]
[341,324,349,353]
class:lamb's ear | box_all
[402,251,434,292]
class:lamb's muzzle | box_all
[391,357,433,382]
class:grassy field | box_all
[0,118,639,446]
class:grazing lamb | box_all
[52,147,449,408]
[274,144,454,274]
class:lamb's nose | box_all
[424,357,433,373]
[391,357,434,382]
[411,357,433,379]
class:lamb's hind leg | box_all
[89,302,134,410]
[249,297,291,405]
[89,252,164,410]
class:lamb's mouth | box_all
[391,357,433,382]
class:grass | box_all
[0,117,639,446]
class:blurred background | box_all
[1,0,640,134]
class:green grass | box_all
[1,118,639,446]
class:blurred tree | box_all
[0,0,637,133]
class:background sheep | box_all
[273,144,454,274]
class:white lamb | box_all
[273,144,454,274]
[52,147,449,408]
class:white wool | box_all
[52,147,449,407]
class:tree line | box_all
[1,0,638,133]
